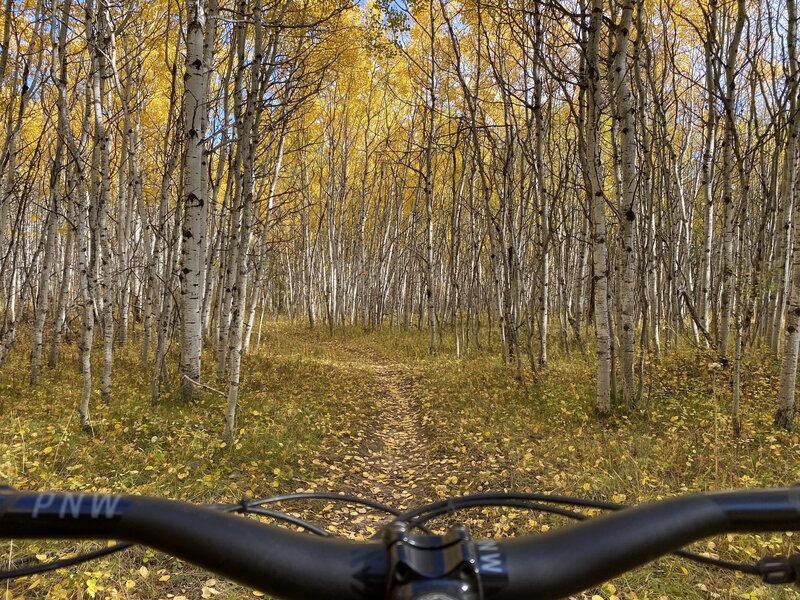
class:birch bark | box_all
[586,0,612,414]
[700,0,718,335]
[718,0,745,360]
[180,0,209,400]
[533,1,549,368]
[611,0,637,408]
[30,0,67,383]
[224,0,264,440]
[776,0,800,430]
[89,2,114,404]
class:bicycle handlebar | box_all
[0,487,798,599]
[498,487,800,599]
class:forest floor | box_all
[0,322,800,599]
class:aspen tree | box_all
[533,2,549,369]
[610,0,637,408]
[215,8,249,379]
[632,2,658,357]
[777,0,800,431]
[48,3,78,372]
[88,0,115,404]
[772,2,800,353]
[151,25,182,399]
[30,0,67,384]
[225,0,264,441]
[699,0,718,336]
[718,0,745,360]
[180,0,209,400]
[0,0,46,369]
[77,106,94,428]
[586,0,612,414]
[423,0,438,355]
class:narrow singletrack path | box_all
[309,341,436,533]
[360,359,429,507]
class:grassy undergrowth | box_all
[0,327,386,599]
[0,321,799,599]
[296,325,800,599]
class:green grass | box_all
[0,322,799,598]
[286,324,800,599]
[0,326,387,598]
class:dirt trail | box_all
[316,343,434,530]
[363,360,429,507]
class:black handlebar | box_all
[0,491,386,599]
[496,488,800,599]
[0,488,798,599]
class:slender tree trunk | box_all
[77,172,94,429]
[718,0,745,360]
[586,0,611,414]
[180,0,209,400]
[30,1,67,383]
[30,145,61,385]
[49,202,74,369]
[90,4,114,404]
[225,0,263,440]
[423,1,438,355]
[700,0,718,336]
[533,2,549,368]
[612,0,638,408]
[776,0,800,430]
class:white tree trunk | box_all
[225,0,262,440]
[533,1,549,368]
[700,0,718,336]
[180,0,208,400]
[612,0,637,407]
[30,146,60,385]
[48,0,76,368]
[718,0,745,360]
[586,0,611,414]
[90,3,114,404]
[77,176,94,429]
[30,0,67,383]
[776,0,800,430]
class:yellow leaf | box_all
[125,580,136,589]
[159,575,170,582]
[139,565,149,578]
[680,566,689,575]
